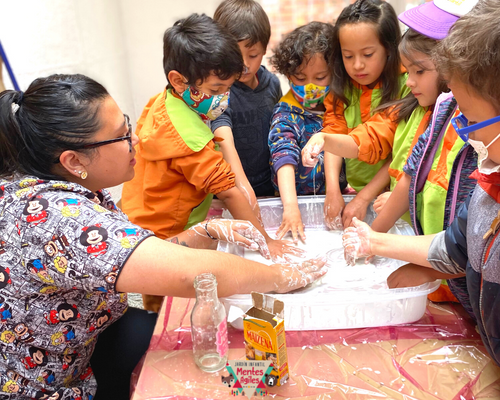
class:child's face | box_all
[449,77,500,164]
[196,74,236,96]
[339,22,388,88]
[289,53,331,87]
[238,40,266,86]
[401,51,440,108]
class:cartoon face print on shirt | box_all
[39,369,56,386]
[0,330,16,344]
[60,351,78,371]
[21,346,49,370]
[51,324,77,346]
[84,191,104,205]
[26,259,54,284]
[87,309,111,333]
[0,266,12,289]
[2,379,26,395]
[44,235,74,275]
[114,228,142,249]
[56,199,82,218]
[79,225,108,257]
[70,387,82,400]
[7,369,30,387]
[0,295,12,323]
[23,196,49,226]
[44,302,80,325]
[19,178,41,188]
[13,322,34,344]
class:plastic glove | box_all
[373,191,391,215]
[197,219,271,259]
[273,256,327,293]
[276,206,306,244]
[301,133,325,167]
[342,217,373,266]
[267,238,306,263]
[324,191,344,230]
[342,196,369,229]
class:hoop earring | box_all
[80,171,88,180]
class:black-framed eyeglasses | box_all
[80,114,133,152]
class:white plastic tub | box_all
[218,195,440,331]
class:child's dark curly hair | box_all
[271,22,334,77]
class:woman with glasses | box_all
[0,74,326,400]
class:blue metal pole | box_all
[0,40,20,91]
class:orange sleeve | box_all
[171,141,236,195]
[322,92,349,135]
[349,109,398,165]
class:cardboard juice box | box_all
[243,292,289,386]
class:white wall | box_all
[119,0,222,119]
[0,0,134,120]
[0,0,220,200]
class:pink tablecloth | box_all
[131,297,500,400]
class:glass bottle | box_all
[191,273,228,372]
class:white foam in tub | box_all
[218,195,439,331]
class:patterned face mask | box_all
[289,82,330,109]
[180,85,230,122]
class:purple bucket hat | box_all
[398,0,478,40]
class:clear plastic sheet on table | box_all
[131,296,500,400]
[219,195,439,331]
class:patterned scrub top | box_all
[0,176,153,399]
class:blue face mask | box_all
[180,85,230,121]
[289,82,330,109]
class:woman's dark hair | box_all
[163,13,244,87]
[331,0,401,114]
[381,29,448,123]
[271,21,334,77]
[0,74,109,180]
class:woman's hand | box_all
[200,219,271,259]
[342,217,373,266]
[301,132,325,167]
[276,206,306,244]
[373,191,391,215]
[324,191,344,230]
[272,256,327,293]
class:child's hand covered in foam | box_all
[342,217,373,266]
[267,238,306,263]
[301,132,325,167]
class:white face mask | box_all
[468,132,500,175]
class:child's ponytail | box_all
[0,90,26,177]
